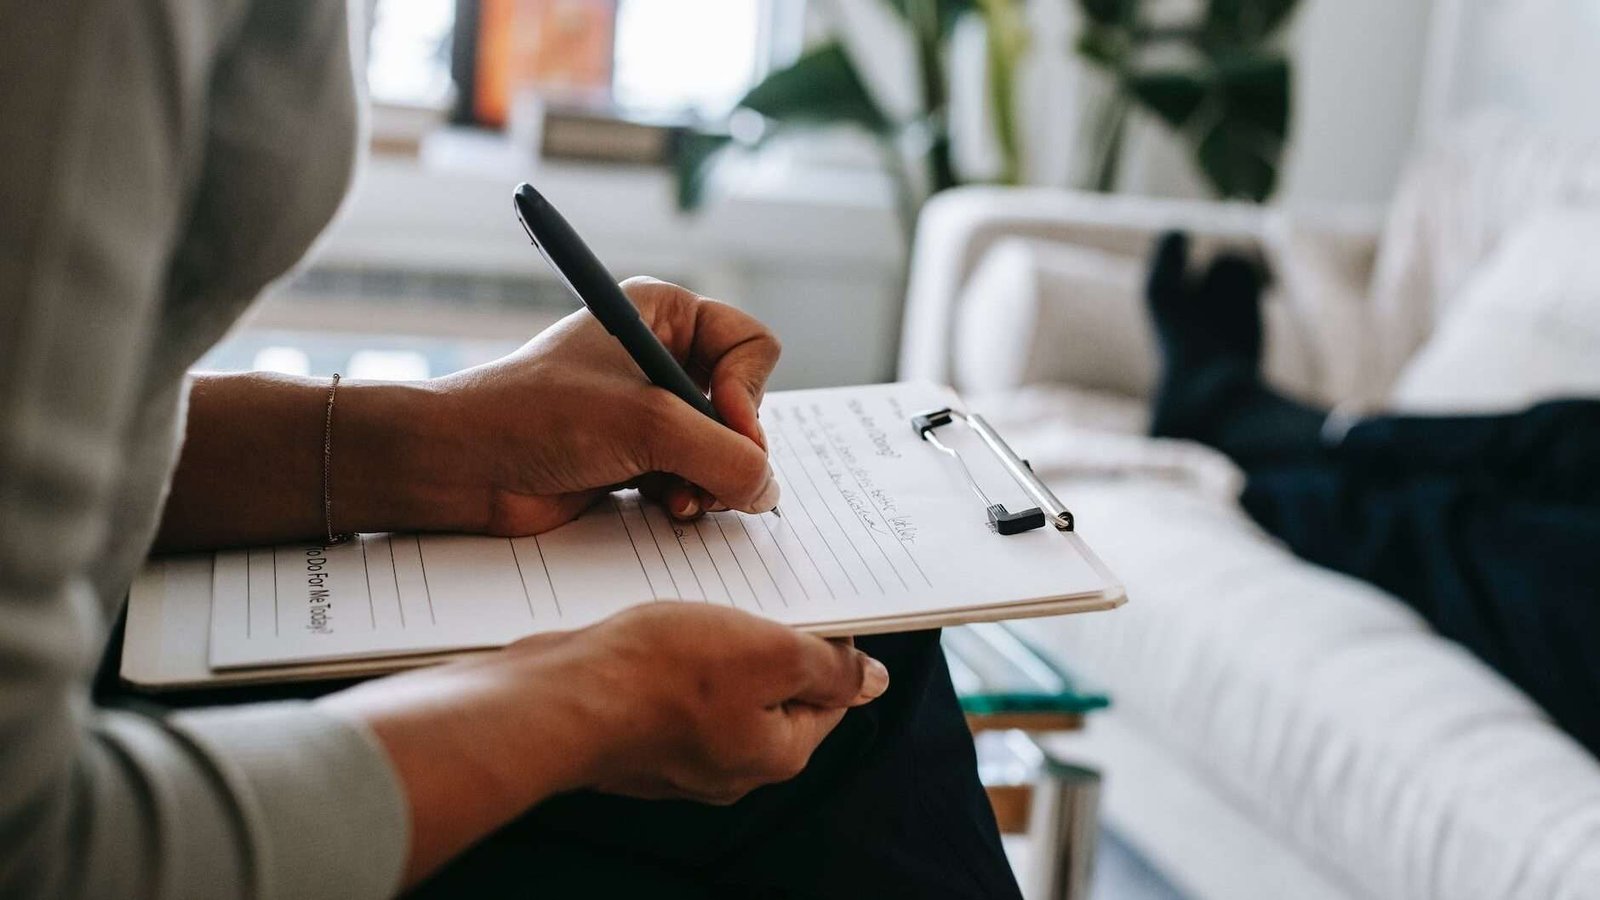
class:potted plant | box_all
[1073,0,1301,201]
[676,0,1301,239]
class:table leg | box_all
[1026,760,1101,900]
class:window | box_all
[611,0,765,117]
[366,0,799,119]
[368,0,457,108]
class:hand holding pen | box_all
[513,182,782,519]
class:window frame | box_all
[441,0,808,125]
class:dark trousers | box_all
[103,629,1021,899]
[1225,399,1600,757]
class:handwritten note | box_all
[207,382,1115,669]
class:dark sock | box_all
[1147,232,1264,375]
[1145,232,1327,466]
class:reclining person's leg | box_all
[1145,231,1600,502]
[1338,400,1600,504]
[1144,232,1330,467]
[1144,231,1600,757]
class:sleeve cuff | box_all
[170,701,409,900]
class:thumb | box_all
[643,391,781,514]
[789,636,890,708]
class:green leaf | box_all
[670,130,733,212]
[1122,53,1290,201]
[1196,122,1281,201]
[738,41,894,134]
[1213,53,1289,136]
[1078,0,1138,28]
[1077,0,1296,202]
[1126,70,1207,128]
[1202,0,1301,49]
[1076,25,1129,70]
[1193,55,1290,200]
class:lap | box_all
[101,628,1018,899]
[410,630,1019,899]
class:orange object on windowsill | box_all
[474,0,617,128]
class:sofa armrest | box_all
[898,187,1273,388]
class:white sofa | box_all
[901,118,1600,900]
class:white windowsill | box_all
[312,128,905,281]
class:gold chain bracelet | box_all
[322,373,354,546]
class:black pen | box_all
[513,183,780,517]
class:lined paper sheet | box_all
[208,383,1117,669]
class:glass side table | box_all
[944,623,1110,900]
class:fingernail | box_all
[674,495,700,519]
[752,472,781,513]
[858,656,889,701]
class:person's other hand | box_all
[417,277,780,535]
[552,604,887,804]
[321,603,888,885]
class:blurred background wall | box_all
[1275,0,1434,207]
[1423,0,1600,133]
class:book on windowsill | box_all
[538,106,684,165]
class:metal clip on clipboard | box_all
[912,408,1076,536]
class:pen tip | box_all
[771,506,783,519]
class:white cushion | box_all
[1367,115,1600,386]
[953,238,1155,397]
[1390,207,1600,412]
[975,394,1600,900]
[951,237,1324,402]
[1258,214,1384,405]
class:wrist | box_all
[317,645,599,886]
[332,380,489,534]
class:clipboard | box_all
[122,383,1125,691]
[912,407,1074,536]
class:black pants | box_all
[103,629,1020,899]
[1226,399,1600,757]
